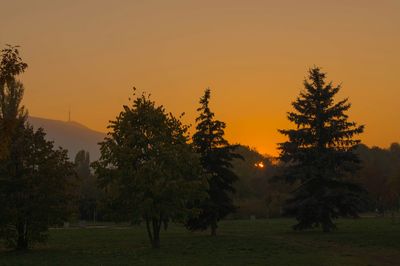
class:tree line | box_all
[0,45,398,250]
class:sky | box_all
[1,0,399,156]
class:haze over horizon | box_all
[1,0,399,155]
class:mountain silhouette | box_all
[27,116,106,162]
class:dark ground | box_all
[1,218,400,266]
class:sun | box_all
[254,161,265,169]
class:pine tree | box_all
[186,88,241,236]
[278,67,365,232]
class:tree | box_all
[74,150,104,223]
[75,150,91,178]
[0,125,74,249]
[0,45,28,159]
[0,45,74,250]
[186,88,241,236]
[74,150,98,222]
[93,90,205,248]
[355,144,400,216]
[278,67,365,232]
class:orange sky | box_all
[1,0,399,156]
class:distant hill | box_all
[27,116,106,162]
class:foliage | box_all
[229,145,291,218]
[278,67,365,232]
[75,150,91,178]
[231,145,268,200]
[74,150,104,222]
[0,45,74,250]
[186,88,241,235]
[0,124,75,249]
[0,45,28,159]
[93,90,206,248]
[355,143,400,214]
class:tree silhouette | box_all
[0,45,28,159]
[186,88,241,236]
[355,144,400,215]
[74,150,101,222]
[75,150,90,178]
[93,90,206,248]
[0,45,74,250]
[279,67,365,232]
[0,125,74,249]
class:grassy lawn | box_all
[1,218,400,266]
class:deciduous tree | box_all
[93,90,206,248]
[0,45,28,159]
[0,125,74,249]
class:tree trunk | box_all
[16,220,28,250]
[145,216,154,248]
[391,210,396,223]
[151,218,161,248]
[152,229,160,249]
[16,235,28,250]
[145,215,161,248]
[211,221,217,236]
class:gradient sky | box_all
[1,0,399,156]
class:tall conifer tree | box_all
[279,67,365,232]
[186,88,241,236]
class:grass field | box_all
[1,218,400,266]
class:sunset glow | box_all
[255,162,265,169]
[1,0,399,156]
